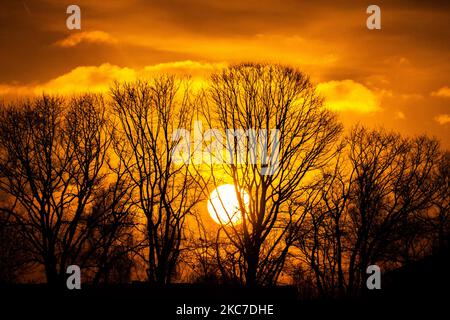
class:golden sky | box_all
[1,0,449,147]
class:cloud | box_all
[431,86,450,98]
[395,111,406,120]
[143,60,226,77]
[435,114,450,125]
[55,31,118,48]
[316,80,381,113]
[399,93,423,100]
[0,64,135,96]
[0,61,225,98]
[35,64,136,94]
[383,56,410,66]
[150,34,338,68]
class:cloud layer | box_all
[55,31,118,47]
[0,0,448,147]
[316,80,380,113]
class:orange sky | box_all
[1,0,449,147]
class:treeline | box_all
[0,64,448,298]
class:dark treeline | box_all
[0,64,448,299]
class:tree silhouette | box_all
[295,126,443,297]
[0,65,447,296]
[201,63,342,286]
[0,94,132,286]
[110,77,204,284]
[0,190,32,283]
[429,151,450,252]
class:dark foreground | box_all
[1,253,449,320]
[0,282,447,320]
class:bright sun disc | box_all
[207,184,249,225]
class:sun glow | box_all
[207,184,249,225]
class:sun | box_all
[207,184,249,225]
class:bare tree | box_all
[181,226,222,284]
[296,126,443,297]
[430,151,450,251]
[0,191,33,283]
[0,68,446,294]
[0,94,129,286]
[84,171,137,285]
[201,63,342,286]
[110,77,203,284]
